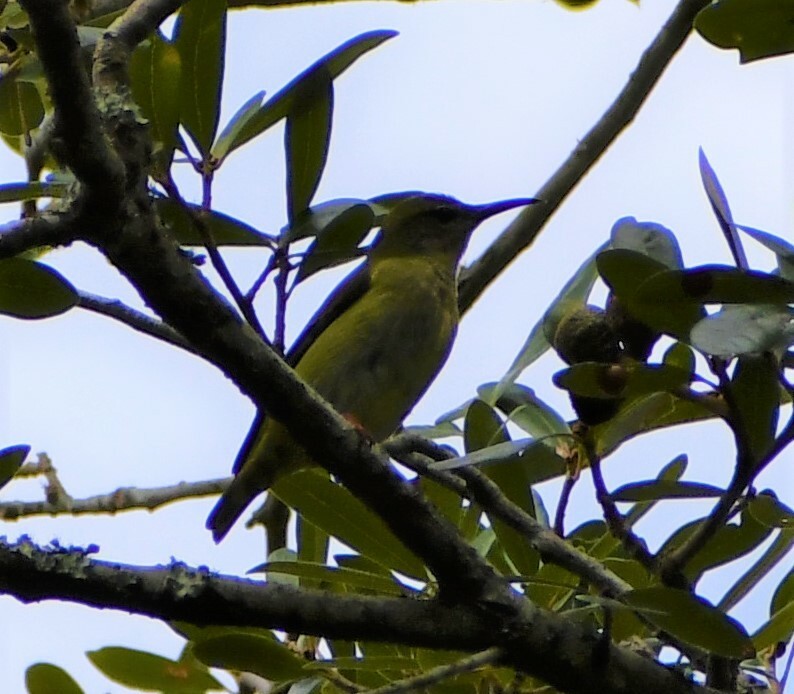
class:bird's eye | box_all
[428,207,458,224]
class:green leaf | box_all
[495,242,606,395]
[0,444,29,490]
[211,90,266,161]
[636,266,794,305]
[663,341,695,373]
[130,32,181,173]
[87,646,222,692]
[718,527,794,613]
[0,258,77,319]
[272,469,425,579]
[772,569,794,616]
[286,66,333,223]
[155,198,272,246]
[554,362,691,400]
[731,353,780,459]
[25,663,84,694]
[752,589,794,651]
[192,633,305,682]
[297,514,329,578]
[305,656,418,671]
[597,248,705,339]
[481,382,572,442]
[248,560,406,596]
[464,400,540,575]
[660,500,773,582]
[595,392,719,458]
[0,75,44,135]
[173,0,226,155]
[691,305,794,357]
[738,223,794,280]
[747,491,794,529]
[699,148,747,269]
[294,203,374,283]
[610,216,683,269]
[229,30,397,155]
[0,181,67,204]
[611,480,723,502]
[623,587,755,658]
[695,0,794,63]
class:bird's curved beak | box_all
[472,198,539,221]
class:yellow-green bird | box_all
[207,193,536,542]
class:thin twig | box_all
[387,434,632,597]
[0,477,230,519]
[588,440,658,577]
[363,647,504,694]
[554,475,576,537]
[77,290,202,356]
[160,174,269,341]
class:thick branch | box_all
[0,539,718,694]
[458,0,711,312]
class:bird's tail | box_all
[206,465,278,543]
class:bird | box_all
[207,193,536,542]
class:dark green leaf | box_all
[554,362,691,400]
[663,341,695,373]
[211,90,266,161]
[282,198,372,244]
[464,400,539,575]
[699,148,747,269]
[0,444,28,490]
[691,305,794,357]
[623,587,754,658]
[229,30,397,154]
[610,216,683,269]
[25,663,84,694]
[305,656,418,671]
[595,392,719,458]
[481,382,571,441]
[752,590,794,652]
[272,469,425,579]
[772,569,794,617]
[130,33,181,173]
[286,67,333,222]
[695,0,794,63]
[0,75,44,135]
[248,560,405,595]
[155,198,272,246]
[636,266,794,305]
[732,354,780,459]
[0,258,77,319]
[87,646,222,691]
[294,203,373,283]
[718,527,794,614]
[297,514,328,581]
[192,634,305,682]
[496,242,606,394]
[0,181,67,204]
[611,480,723,502]
[597,248,705,339]
[173,0,226,154]
[748,491,794,529]
[660,500,773,582]
[737,224,794,280]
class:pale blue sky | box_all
[1,0,792,690]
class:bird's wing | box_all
[231,261,370,474]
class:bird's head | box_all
[373,193,537,262]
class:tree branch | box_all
[0,538,720,694]
[77,290,202,355]
[457,0,711,313]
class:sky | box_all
[1,0,792,691]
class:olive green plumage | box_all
[207,193,534,542]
